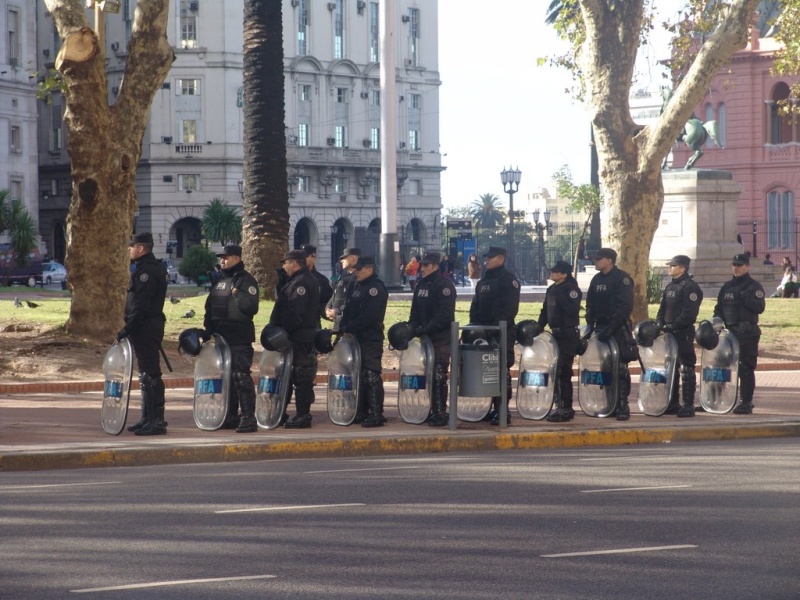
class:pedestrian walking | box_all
[467,253,482,289]
[405,255,420,291]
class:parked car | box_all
[161,259,179,284]
[41,261,68,285]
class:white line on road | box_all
[541,545,698,558]
[581,485,692,493]
[71,574,277,593]
[215,503,365,514]
[303,466,421,474]
[0,482,122,491]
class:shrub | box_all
[178,244,217,285]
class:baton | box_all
[159,343,174,373]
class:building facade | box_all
[36,0,443,277]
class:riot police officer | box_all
[325,247,361,330]
[300,244,333,328]
[118,232,169,436]
[339,256,389,427]
[408,251,457,427]
[714,253,765,414]
[585,248,636,421]
[203,245,260,433]
[269,249,320,429]
[657,255,703,417]
[538,260,582,423]
[469,246,521,425]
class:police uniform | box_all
[203,245,260,432]
[409,252,457,427]
[713,254,766,414]
[119,232,168,436]
[537,260,581,422]
[469,246,521,424]
[656,255,703,417]
[326,247,361,331]
[339,256,389,427]
[585,248,635,420]
[300,244,334,328]
[270,250,321,428]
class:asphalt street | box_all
[2,438,798,599]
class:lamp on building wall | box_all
[500,166,522,269]
[237,180,244,198]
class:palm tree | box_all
[470,193,506,232]
[240,0,289,297]
[0,190,37,267]
[202,197,242,246]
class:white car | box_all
[161,259,179,284]
[42,261,67,284]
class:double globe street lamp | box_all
[500,167,522,269]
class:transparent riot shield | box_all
[101,338,134,435]
[327,333,361,426]
[637,332,679,416]
[516,332,559,420]
[577,335,619,417]
[193,334,231,430]
[456,342,498,422]
[699,329,740,414]
[398,335,434,424]
[256,347,293,429]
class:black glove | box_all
[597,329,611,343]
[581,326,594,341]
[413,326,425,337]
[200,329,210,342]
[655,319,665,330]
[662,323,674,333]
[116,329,128,342]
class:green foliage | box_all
[178,244,217,284]
[552,165,602,215]
[201,197,242,245]
[470,193,507,233]
[0,191,37,266]
[32,68,66,105]
[646,264,665,304]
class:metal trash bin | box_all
[458,344,501,397]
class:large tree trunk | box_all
[241,0,289,298]
[47,0,174,340]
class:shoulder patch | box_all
[689,292,698,302]
[296,286,306,296]
[442,287,452,296]
[139,273,149,283]
[755,290,764,298]
[248,286,257,295]
[369,287,378,296]
[512,280,519,289]
[622,277,631,286]
[569,290,579,299]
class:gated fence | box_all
[736,218,800,265]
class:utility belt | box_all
[550,326,579,335]
[727,321,755,334]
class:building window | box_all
[334,177,348,194]
[409,8,420,66]
[369,2,379,62]
[181,120,197,143]
[370,127,380,149]
[769,82,792,144]
[180,0,198,49]
[49,103,63,151]
[297,0,309,55]
[372,178,381,194]
[370,90,380,106]
[704,103,715,148]
[297,176,310,192]
[179,174,200,191]
[718,102,727,147]
[337,88,348,104]
[767,190,794,249]
[300,84,311,102]
[7,8,20,64]
[10,125,21,153]
[297,123,308,146]
[333,0,344,59]
[178,79,200,95]
[335,125,347,148]
[407,179,421,195]
[408,129,420,151]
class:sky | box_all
[436,0,680,212]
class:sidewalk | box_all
[2,370,799,472]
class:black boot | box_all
[665,370,681,414]
[362,370,386,427]
[616,366,631,421]
[677,366,696,418]
[353,375,368,424]
[233,371,258,433]
[135,374,168,436]
[428,364,449,427]
[127,374,149,432]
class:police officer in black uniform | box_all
[537,260,582,423]
[339,256,389,427]
[119,232,169,436]
[300,244,333,328]
[656,255,703,417]
[585,248,635,421]
[269,249,320,429]
[409,251,457,427]
[469,246,521,425]
[714,253,766,414]
[203,245,260,433]
[325,247,361,331]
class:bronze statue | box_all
[661,88,722,169]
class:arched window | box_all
[705,103,715,147]
[767,188,794,249]
[769,82,792,144]
[717,102,727,147]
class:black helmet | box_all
[634,320,660,348]
[314,329,335,354]
[576,337,589,356]
[178,328,205,357]
[516,320,541,346]
[695,320,719,350]
[260,324,290,352]
[387,321,414,351]
[461,325,491,345]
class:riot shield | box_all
[101,338,134,435]
[193,334,231,430]
[699,329,740,414]
[456,342,498,422]
[637,332,679,416]
[398,335,434,424]
[256,347,294,429]
[577,335,619,417]
[516,332,559,420]
[327,333,361,426]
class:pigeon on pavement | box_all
[25,300,40,308]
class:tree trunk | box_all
[47,0,174,341]
[241,0,289,299]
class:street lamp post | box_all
[532,208,551,285]
[500,167,522,268]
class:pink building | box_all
[672,32,800,265]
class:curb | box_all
[2,422,799,472]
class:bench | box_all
[197,275,211,291]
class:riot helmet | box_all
[634,320,660,348]
[314,329,335,354]
[260,324,291,352]
[461,325,491,345]
[387,321,414,351]
[695,320,720,350]
[515,320,541,346]
[178,328,205,357]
